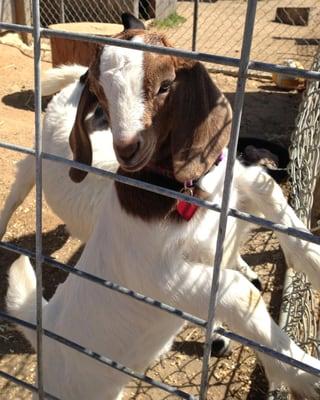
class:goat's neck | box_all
[114,168,209,222]
[115,168,179,221]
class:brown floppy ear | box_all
[69,76,98,183]
[170,61,232,183]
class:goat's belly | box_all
[42,296,183,399]
[41,342,126,400]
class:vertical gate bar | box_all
[32,0,44,398]
[60,0,65,24]
[199,0,258,398]
[192,0,199,51]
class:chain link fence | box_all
[268,45,320,400]
[290,47,320,228]
[39,0,320,70]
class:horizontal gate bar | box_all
[0,142,35,155]
[1,308,320,381]
[0,370,59,400]
[0,22,319,81]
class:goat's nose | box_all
[114,139,140,162]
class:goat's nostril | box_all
[116,141,140,162]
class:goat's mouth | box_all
[115,137,156,172]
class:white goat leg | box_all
[168,265,320,399]
[221,214,261,288]
[228,255,262,290]
[0,155,35,239]
[239,165,320,289]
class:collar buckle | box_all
[181,180,194,197]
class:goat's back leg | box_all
[218,270,320,398]
[171,265,320,399]
[238,165,320,289]
[0,154,35,239]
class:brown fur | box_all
[69,81,97,183]
[169,60,232,182]
[115,169,210,221]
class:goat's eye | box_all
[157,80,172,95]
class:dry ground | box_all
[0,20,305,400]
[169,1,320,69]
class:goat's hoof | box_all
[251,278,263,292]
[281,354,320,400]
[211,338,231,357]
[290,375,320,400]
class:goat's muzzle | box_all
[114,137,151,172]
[113,128,158,172]
[115,140,141,162]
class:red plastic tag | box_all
[176,201,198,221]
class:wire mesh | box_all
[290,46,320,228]
[269,45,320,400]
[38,0,320,70]
[288,45,320,358]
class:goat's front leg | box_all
[237,165,320,289]
[224,252,262,291]
[167,265,320,399]
[0,155,35,239]
[222,216,262,290]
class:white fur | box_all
[6,256,39,323]
[41,64,87,97]
[3,64,320,399]
[0,69,118,241]
[99,38,145,146]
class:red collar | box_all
[147,153,224,221]
[177,153,225,221]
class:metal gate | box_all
[0,0,320,399]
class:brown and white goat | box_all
[5,14,320,400]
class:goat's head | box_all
[69,14,232,184]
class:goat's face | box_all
[98,34,176,172]
[69,29,232,183]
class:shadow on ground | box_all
[0,225,83,356]
[2,90,51,112]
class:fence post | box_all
[199,0,258,398]
[60,0,65,23]
[32,0,44,397]
[192,0,199,51]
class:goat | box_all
[5,13,320,400]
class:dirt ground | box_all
[0,26,304,400]
[169,1,320,69]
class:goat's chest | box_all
[179,190,240,266]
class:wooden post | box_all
[15,0,32,45]
[49,22,123,66]
[275,7,310,26]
